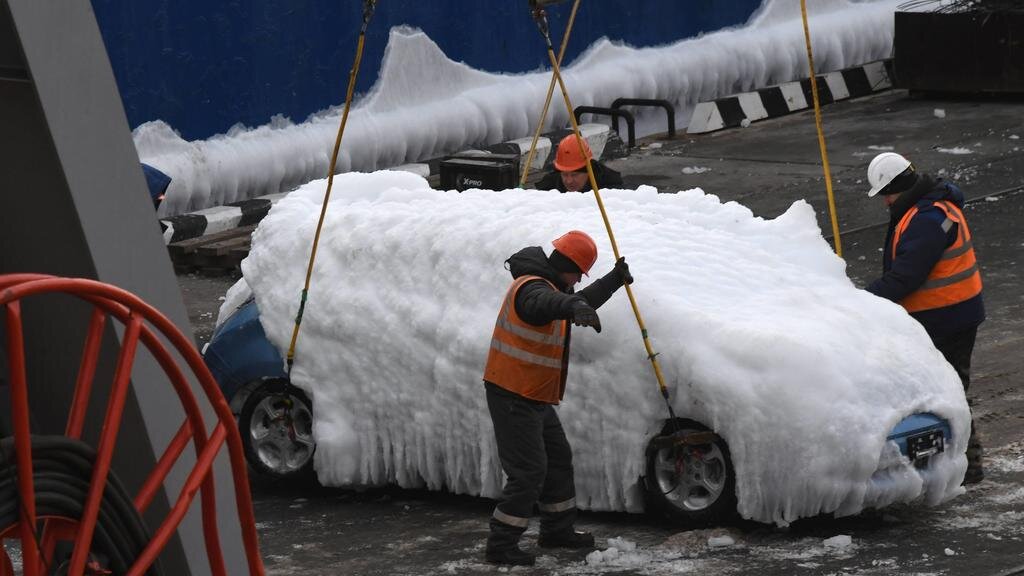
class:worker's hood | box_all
[928,177,966,207]
[890,174,965,221]
[505,246,569,291]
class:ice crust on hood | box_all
[140,0,901,216]
[221,170,970,525]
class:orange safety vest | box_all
[892,200,982,313]
[483,275,569,404]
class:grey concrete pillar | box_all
[0,1,248,573]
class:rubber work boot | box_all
[962,423,985,485]
[963,465,984,485]
[538,529,595,549]
[485,547,535,566]
[963,446,984,485]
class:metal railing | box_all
[611,98,676,138]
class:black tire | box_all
[239,380,315,481]
[643,419,738,526]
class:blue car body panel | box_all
[203,299,286,400]
[205,299,955,488]
[886,413,951,457]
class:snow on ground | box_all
[221,170,971,526]
[139,0,900,216]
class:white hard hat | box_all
[867,152,913,197]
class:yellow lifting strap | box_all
[800,0,843,258]
[529,4,676,421]
[520,0,582,187]
[285,1,378,374]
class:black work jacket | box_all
[535,161,624,193]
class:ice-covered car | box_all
[203,171,971,526]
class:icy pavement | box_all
[247,454,1024,576]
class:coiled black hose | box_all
[0,435,163,575]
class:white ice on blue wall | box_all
[218,171,969,525]
[140,0,901,216]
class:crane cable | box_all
[519,0,582,187]
[285,0,377,375]
[530,5,676,422]
[800,0,843,258]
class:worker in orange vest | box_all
[536,135,623,192]
[481,230,632,566]
[865,152,985,484]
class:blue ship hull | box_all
[91,0,762,140]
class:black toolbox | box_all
[439,154,521,191]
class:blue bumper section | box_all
[203,299,287,400]
[886,413,952,458]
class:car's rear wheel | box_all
[644,419,738,526]
[239,380,315,481]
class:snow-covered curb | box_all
[159,124,611,243]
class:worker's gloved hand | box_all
[571,300,602,333]
[614,257,633,285]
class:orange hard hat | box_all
[553,135,593,172]
[552,230,598,276]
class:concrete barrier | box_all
[687,60,893,134]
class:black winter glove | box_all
[614,256,633,285]
[571,300,602,333]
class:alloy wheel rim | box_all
[654,436,727,512]
[249,393,314,473]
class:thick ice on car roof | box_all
[220,170,971,525]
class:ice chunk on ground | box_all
[937,147,973,155]
[934,108,947,118]
[234,171,970,525]
[587,539,636,565]
[708,535,736,548]
[823,535,853,549]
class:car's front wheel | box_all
[644,419,737,526]
[239,380,315,481]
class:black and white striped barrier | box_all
[687,60,893,134]
[161,124,613,244]
[161,193,285,244]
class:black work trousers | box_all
[933,326,983,465]
[933,326,977,392]
[485,382,576,552]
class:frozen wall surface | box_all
[137,0,901,217]
[220,171,969,525]
[96,0,761,141]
